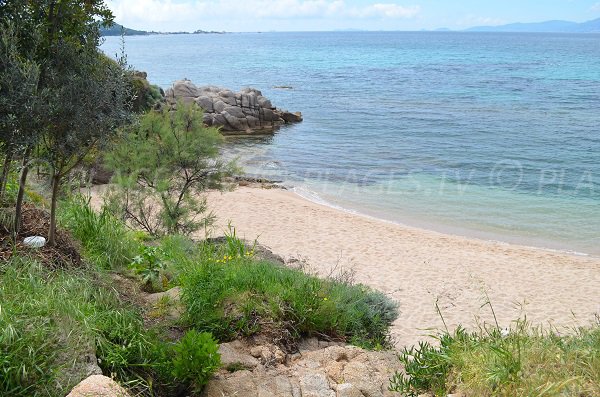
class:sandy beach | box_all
[203,186,600,348]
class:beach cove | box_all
[204,185,600,348]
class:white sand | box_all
[204,186,600,348]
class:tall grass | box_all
[390,320,600,397]
[58,195,141,269]
[0,256,155,396]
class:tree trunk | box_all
[0,151,13,200]
[13,147,31,237]
[48,173,61,246]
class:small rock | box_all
[67,375,130,397]
[299,372,335,397]
[336,383,364,397]
[279,111,303,123]
[23,236,46,248]
[250,346,263,358]
[299,337,320,352]
[219,341,260,369]
[145,286,181,303]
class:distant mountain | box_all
[466,17,600,33]
[100,23,149,36]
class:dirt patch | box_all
[0,204,82,268]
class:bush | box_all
[171,330,221,390]
[129,245,169,292]
[175,234,398,350]
[59,195,142,269]
[389,322,600,397]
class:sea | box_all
[101,32,600,256]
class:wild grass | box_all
[0,256,155,396]
[58,195,142,269]
[0,254,222,396]
[166,230,399,350]
[390,320,600,397]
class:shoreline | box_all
[287,184,596,259]
[205,185,600,348]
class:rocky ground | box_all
[204,339,400,397]
[68,273,404,397]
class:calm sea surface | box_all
[101,32,600,255]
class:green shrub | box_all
[129,245,168,292]
[59,195,141,269]
[389,322,600,397]
[389,329,465,396]
[177,235,398,349]
[171,330,220,390]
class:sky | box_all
[105,0,600,32]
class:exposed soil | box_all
[0,204,82,268]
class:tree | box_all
[0,23,41,199]
[41,38,132,245]
[106,103,236,237]
[0,1,125,241]
[0,22,45,238]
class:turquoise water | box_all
[101,32,600,255]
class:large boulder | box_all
[164,79,303,134]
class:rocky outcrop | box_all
[165,79,302,133]
[202,339,400,397]
[66,375,130,397]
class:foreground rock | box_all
[67,375,130,397]
[165,79,303,133]
[203,340,400,397]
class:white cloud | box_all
[457,14,505,27]
[591,2,600,12]
[106,0,420,29]
[346,3,420,18]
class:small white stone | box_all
[23,236,46,248]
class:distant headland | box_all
[100,22,227,36]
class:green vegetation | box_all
[0,1,132,243]
[171,330,221,391]
[1,1,397,396]
[100,22,150,36]
[130,72,164,112]
[129,246,169,291]
[58,195,141,269]
[106,102,235,237]
[180,248,397,349]
[1,192,398,395]
[0,257,153,396]
[41,35,131,246]
[390,322,600,397]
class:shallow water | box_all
[102,32,600,255]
